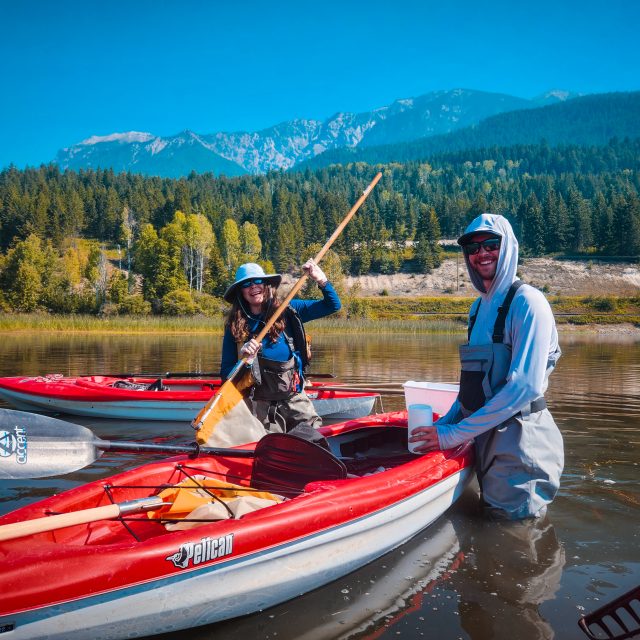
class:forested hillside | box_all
[0,139,638,315]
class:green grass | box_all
[1,293,639,334]
[344,296,471,319]
[315,316,466,334]
[345,294,640,325]
[0,313,466,335]
[0,314,225,333]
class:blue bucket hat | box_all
[223,263,282,303]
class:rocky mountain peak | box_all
[55,88,576,177]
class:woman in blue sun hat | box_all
[220,259,341,445]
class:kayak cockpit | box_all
[9,423,424,549]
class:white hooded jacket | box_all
[436,214,561,449]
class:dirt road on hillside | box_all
[342,257,640,298]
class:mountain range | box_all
[54,88,640,178]
[299,90,640,171]
[54,89,573,177]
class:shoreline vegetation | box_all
[1,291,638,335]
[2,158,639,322]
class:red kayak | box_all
[0,410,473,640]
[0,374,379,421]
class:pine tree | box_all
[593,191,614,254]
[273,219,299,273]
[567,188,593,252]
[542,190,564,253]
[520,193,545,256]
[414,204,443,272]
[611,193,640,256]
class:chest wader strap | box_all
[492,280,524,343]
[283,327,304,392]
[284,307,310,373]
[267,401,279,427]
[467,280,524,343]
[283,330,295,357]
[467,302,482,342]
[491,281,546,415]
[467,306,479,342]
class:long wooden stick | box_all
[235,172,384,376]
[192,172,383,435]
[0,497,165,542]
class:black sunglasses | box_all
[240,278,265,289]
[463,238,501,256]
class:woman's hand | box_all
[302,259,328,287]
[408,426,441,453]
[240,338,261,362]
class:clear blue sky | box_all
[1,0,638,169]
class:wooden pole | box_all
[0,497,165,542]
[193,172,383,436]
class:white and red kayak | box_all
[0,374,379,421]
[0,411,473,640]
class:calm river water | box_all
[0,331,638,640]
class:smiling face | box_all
[465,233,501,290]
[240,281,267,314]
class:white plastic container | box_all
[403,381,459,417]
[407,403,433,453]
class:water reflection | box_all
[0,333,219,381]
[450,505,565,640]
[153,513,466,640]
[149,490,567,640]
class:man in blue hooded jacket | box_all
[410,213,564,520]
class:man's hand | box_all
[408,426,441,453]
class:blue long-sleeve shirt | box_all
[220,282,341,379]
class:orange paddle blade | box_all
[194,379,266,447]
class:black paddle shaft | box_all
[76,371,222,379]
[74,371,335,379]
[99,440,254,458]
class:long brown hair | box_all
[225,283,286,343]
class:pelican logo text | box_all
[0,427,27,464]
[166,534,234,569]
